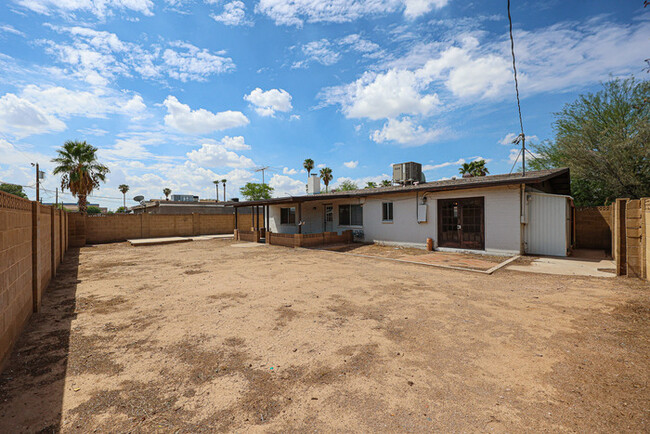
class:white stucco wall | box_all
[267,185,522,254]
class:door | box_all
[438,198,484,250]
[324,205,334,232]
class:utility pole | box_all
[55,188,58,207]
[32,163,40,202]
[521,134,526,175]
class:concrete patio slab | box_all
[128,233,233,246]
[507,256,616,277]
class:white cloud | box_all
[338,34,383,58]
[187,143,255,168]
[316,163,326,168]
[243,88,293,117]
[42,26,235,85]
[323,18,650,122]
[321,69,440,120]
[294,39,341,67]
[0,93,66,137]
[13,0,154,19]
[499,132,538,145]
[163,96,249,134]
[403,0,448,19]
[256,0,449,26]
[371,117,444,146]
[19,85,146,119]
[268,174,305,196]
[0,24,25,37]
[343,160,358,169]
[219,136,250,150]
[422,158,464,171]
[333,174,391,189]
[282,167,298,175]
[162,41,235,82]
[211,1,252,26]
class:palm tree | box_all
[472,159,489,176]
[381,179,392,187]
[319,167,333,192]
[365,181,377,189]
[52,140,109,215]
[221,179,227,201]
[303,158,314,178]
[459,162,476,177]
[163,188,171,200]
[213,180,220,202]
[118,184,129,211]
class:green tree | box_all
[339,180,358,191]
[303,158,314,178]
[0,183,28,198]
[116,206,127,213]
[319,167,333,192]
[86,206,102,215]
[52,140,109,215]
[365,181,377,189]
[163,188,172,200]
[471,160,489,176]
[530,78,650,206]
[240,182,273,200]
[118,184,129,210]
[459,160,489,177]
[381,180,392,187]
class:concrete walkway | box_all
[128,234,233,246]
[507,250,616,278]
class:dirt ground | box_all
[0,239,648,433]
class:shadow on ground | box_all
[0,248,80,433]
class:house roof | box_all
[231,167,570,207]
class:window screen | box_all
[280,207,295,224]
[339,204,363,226]
[382,202,393,221]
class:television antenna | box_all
[133,195,145,206]
[254,166,279,185]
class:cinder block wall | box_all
[0,192,69,371]
[575,206,612,250]
[79,213,236,244]
[645,199,649,280]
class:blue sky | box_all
[0,0,647,209]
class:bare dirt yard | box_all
[1,239,648,433]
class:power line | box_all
[507,0,527,175]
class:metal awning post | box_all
[298,202,302,234]
[234,207,238,230]
[266,205,269,232]
[251,206,254,230]
[256,205,260,230]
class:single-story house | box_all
[232,168,573,257]
[130,200,245,215]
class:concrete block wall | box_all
[265,230,353,248]
[575,206,612,250]
[77,213,236,245]
[1,192,70,371]
[625,200,643,278]
[612,198,649,280]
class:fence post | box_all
[31,202,39,312]
[50,206,55,276]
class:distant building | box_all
[130,200,241,215]
[44,202,108,213]
[170,194,199,202]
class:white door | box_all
[324,205,333,232]
[525,193,569,256]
